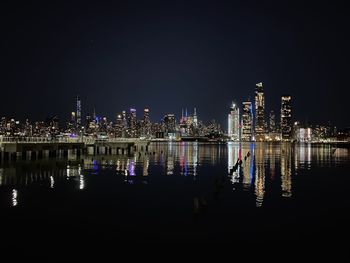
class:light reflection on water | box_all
[0,142,348,207]
[12,189,18,207]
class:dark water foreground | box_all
[1,142,349,257]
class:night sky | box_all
[1,0,349,128]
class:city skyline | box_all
[0,86,346,132]
[0,83,345,130]
[1,88,346,143]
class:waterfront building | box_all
[296,127,312,142]
[281,95,292,141]
[241,101,253,141]
[255,82,265,141]
[228,102,240,141]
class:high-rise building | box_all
[179,108,187,136]
[296,127,312,142]
[142,108,151,137]
[269,110,275,133]
[179,107,196,136]
[242,101,253,141]
[163,114,176,134]
[114,113,123,137]
[193,108,198,127]
[128,108,137,137]
[69,111,76,134]
[228,102,240,141]
[71,111,76,123]
[76,96,81,127]
[121,110,127,126]
[281,95,292,141]
[255,82,265,141]
[121,110,127,136]
[144,108,150,120]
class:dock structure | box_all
[85,138,150,155]
[0,137,150,161]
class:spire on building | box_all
[93,107,96,120]
[193,107,198,127]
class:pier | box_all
[0,136,150,161]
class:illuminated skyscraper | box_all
[116,113,122,125]
[193,108,198,127]
[142,108,151,137]
[269,110,276,133]
[122,110,127,126]
[76,96,81,127]
[144,108,150,121]
[228,102,240,141]
[71,112,76,123]
[179,107,196,136]
[179,108,187,136]
[163,114,176,134]
[281,95,292,141]
[255,82,265,141]
[242,101,253,141]
[115,113,123,137]
[128,108,137,137]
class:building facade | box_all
[241,101,253,141]
[281,95,292,141]
[255,82,265,141]
[228,102,240,141]
[128,108,137,137]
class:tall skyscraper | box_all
[269,110,276,133]
[142,108,151,137]
[242,101,253,141]
[228,102,240,141]
[255,82,265,141]
[144,108,150,121]
[122,110,127,126]
[281,95,292,141]
[71,111,76,123]
[115,113,123,137]
[76,96,81,127]
[193,108,198,127]
[128,108,137,137]
[163,114,176,134]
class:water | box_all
[1,142,349,252]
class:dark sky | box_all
[1,0,349,128]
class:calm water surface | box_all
[1,142,349,250]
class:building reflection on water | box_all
[12,189,18,207]
[0,142,348,207]
[227,142,349,207]
[254,143,265,207]
[227,142,288,206]
[281,143,292,198]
